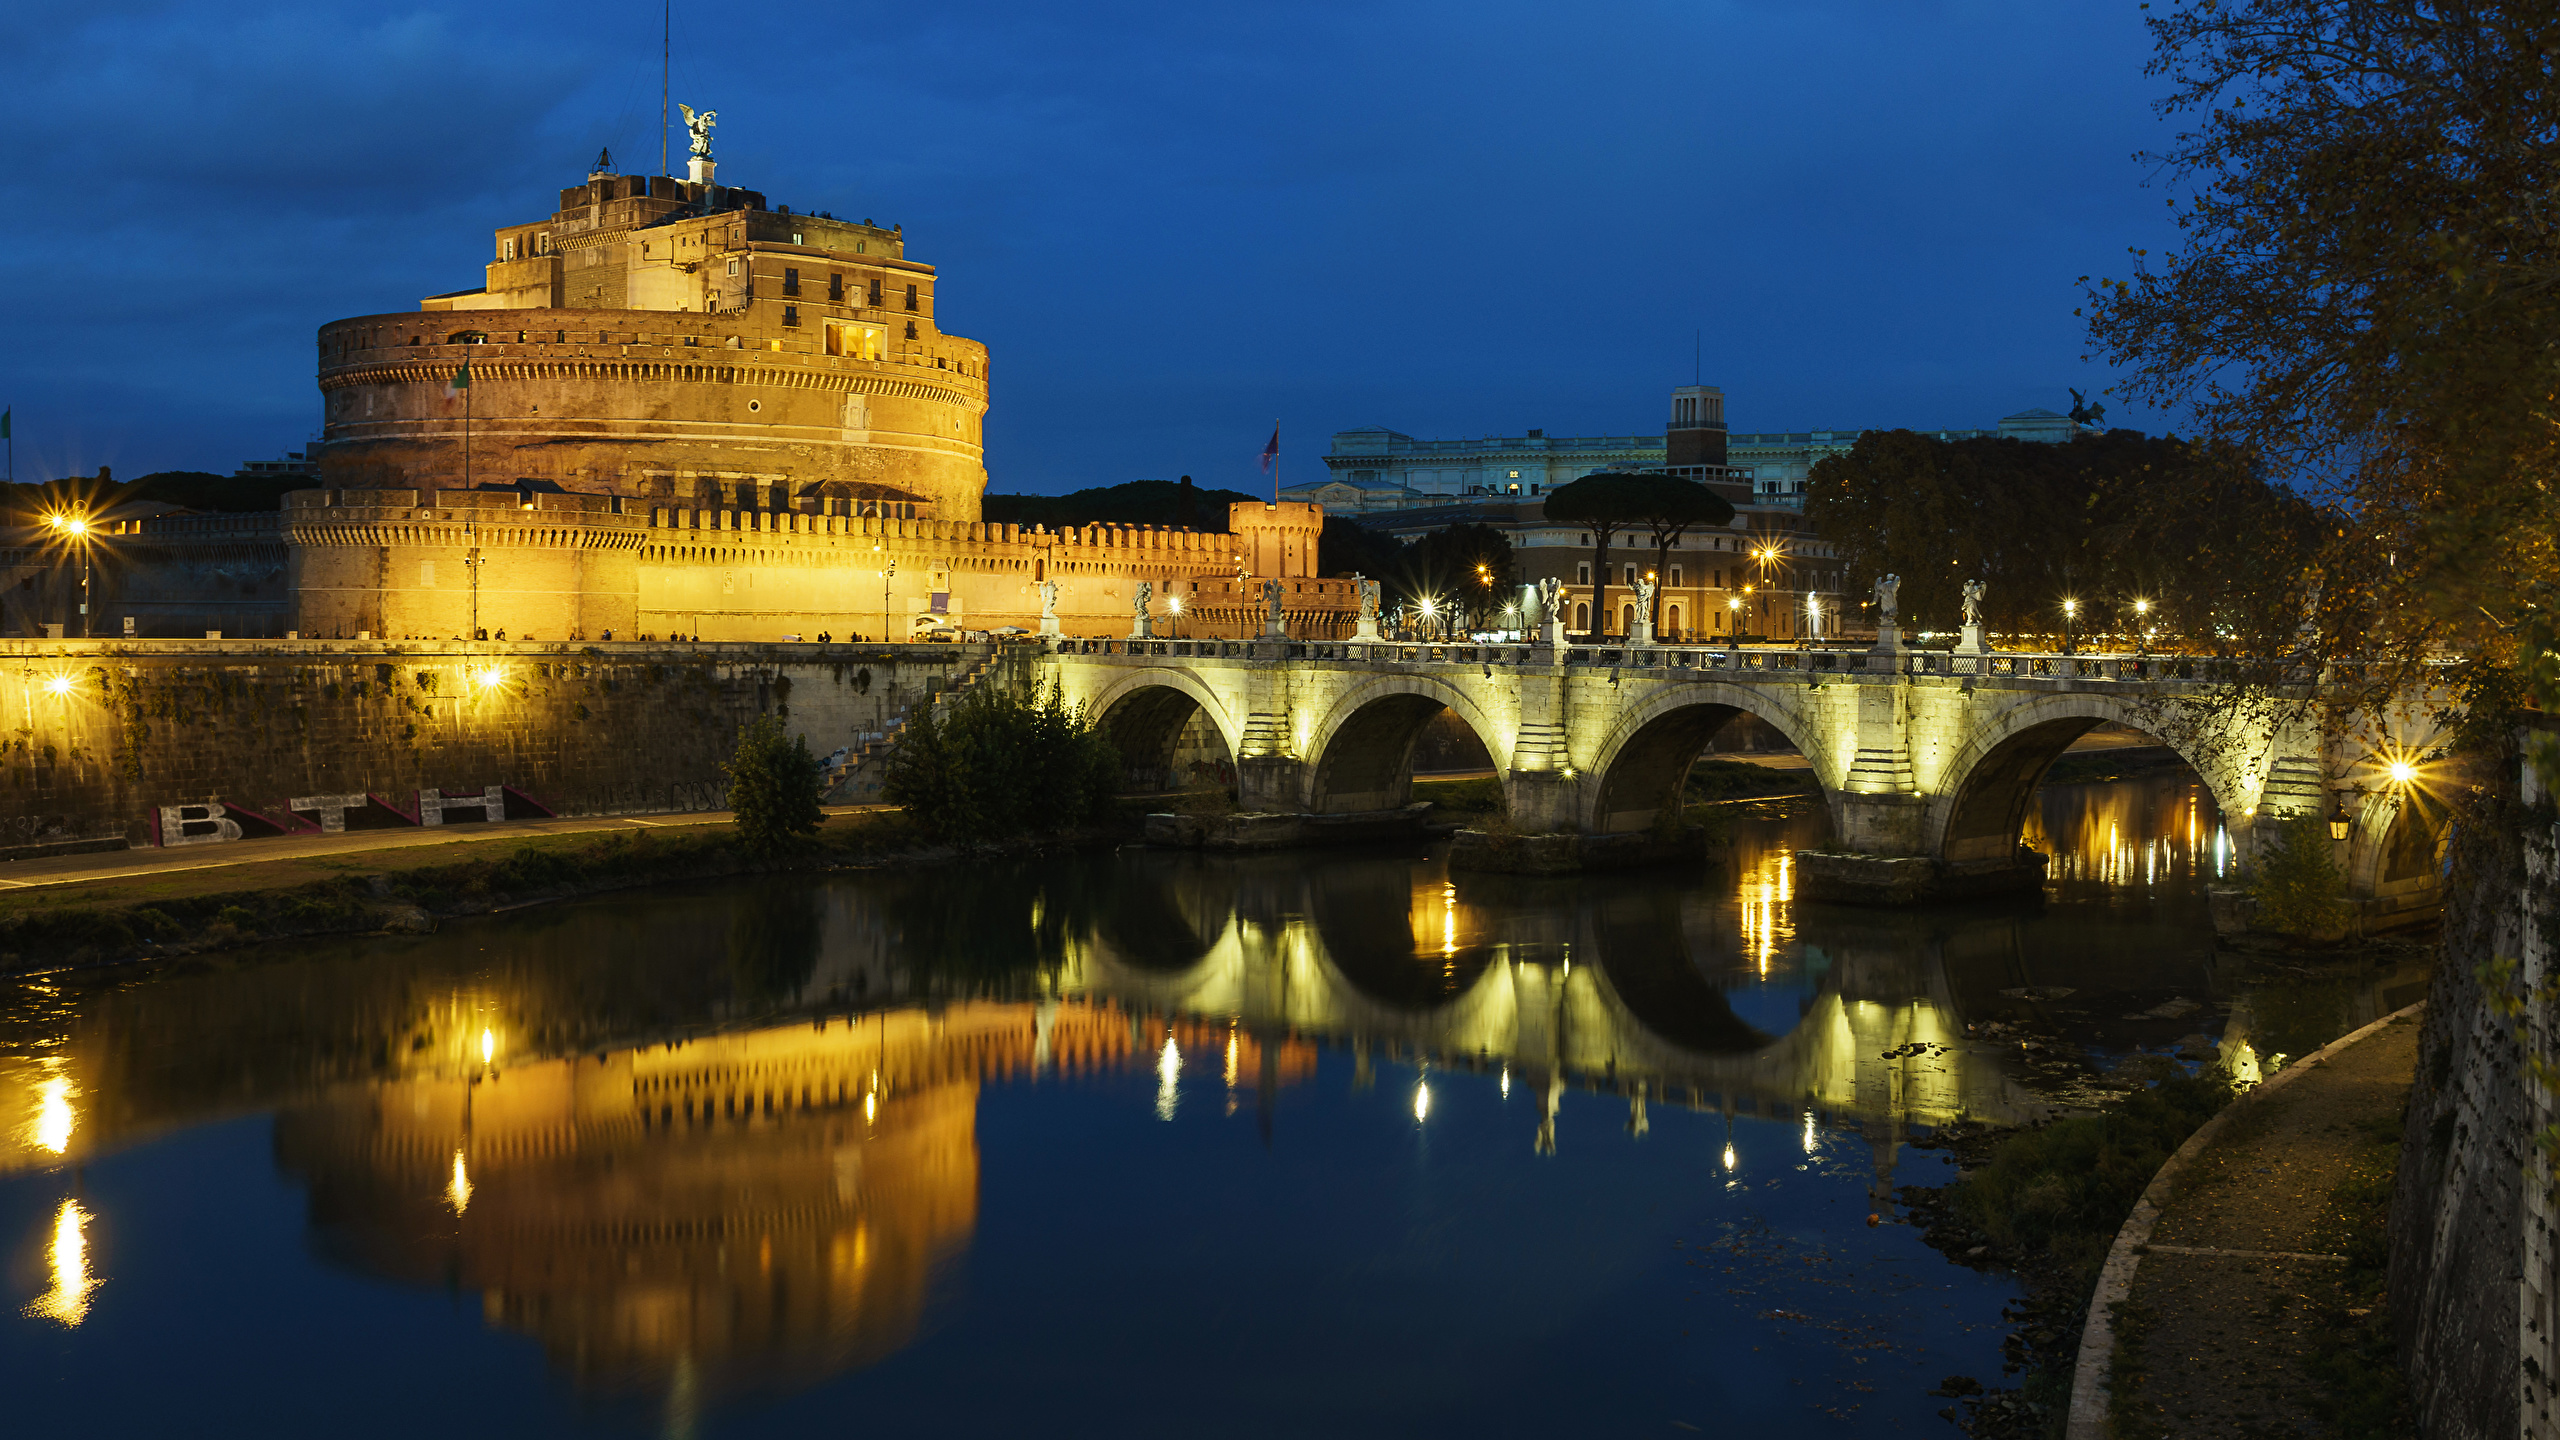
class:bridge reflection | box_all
[3,826,2098,1405]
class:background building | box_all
[1328,389,2086,643]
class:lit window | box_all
[825,321,885,360]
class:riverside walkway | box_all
[2072,1005,2421,1437]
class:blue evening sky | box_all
[0,0,2178,493]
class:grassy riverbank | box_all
[0,806,1142,976]
[1906,1077,2234,1436]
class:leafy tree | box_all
[2247,812,2348,941]
[1400,522,1515,630]
[1318,513,1405,581]
[1547,471,1733,638]
[2084,1,2560,700]
[724,714,824,854]
[881,682,1121,844]
[1805,428,2315,644]
[980,478,1262,530]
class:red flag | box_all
[1259,425,1279,472]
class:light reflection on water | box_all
[0,772,2430,1436]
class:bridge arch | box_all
[1083,668,1242,793]
[1301,674,1508,815]
[1579,682,1831,835]
[1923,693,2246,864]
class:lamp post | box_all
[2131,596,2153,653]
[1167,592,1182,640]
[2060,597,2079,656]
[873,543,895,642]
[1804,589,1820,643]
[45,513,93,639]
[1474,563,1491,631]
[1727,594,1742,638]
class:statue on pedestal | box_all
[1538,576,1565,646]
[1261,579,1287,638]
[1129,581,1154,640]
[1631,574,1658,645]
[1353,576,1382,641]
[1874,573,1901,625]
[679,104,718,157]
[1955,578,1988,655]
[1037,579,1061,636]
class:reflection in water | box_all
[0,770,2435,1426]
[24,1198,97,1326]
[2026,775,2231,889]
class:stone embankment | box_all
[0,638,990,855]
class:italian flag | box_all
[446,363,471,400]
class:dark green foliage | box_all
[1544,471,1730,637]
[724,714,825,854]
[1399,522,1516,628]
[1319,514,1407,581]
[1804,428,2316,646]
[880,682,1121,843]
[2249,811,2348,939]
[1953,1075,2231,1296]
[981,479,1262,530]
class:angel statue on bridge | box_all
[1961,579,1985,628]
[1875,573,1901,625]
[1038,579,1059,622]
[1358,577,1381,622]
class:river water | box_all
[0,771,2431,1437]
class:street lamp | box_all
[44,512,94,639]
[1805,590,1820,642]
[873,543,895,642]
[1418,595,1440,641]
[1166,592,1183,639]
[2060,597,2079,655]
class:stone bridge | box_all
[1040,636,2454,929]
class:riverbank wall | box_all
[2390,718,2560,1439]
[0,638,991,854]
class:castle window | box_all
[868,277,882,305]
[905,321,917,340]
[783,268,800,295]
[535,233,551,253]
[828,273,843,301]
[783,306,800,327]
[502,237,517,260]
[824,322,884,360]
[904,284,918,311]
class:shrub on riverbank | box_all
[881,682,1122,844]
[1953,1075,2231,1288]
[2249,812,2349,939]
[726,714,825,854]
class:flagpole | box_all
[1271,417,1279,504]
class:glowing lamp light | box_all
[2062,598,2079,617]
[472,665,505,689]
[2133,598,2152,616]
[44,675,75,697]
[47,514,89,538]
[1413,1081,1431,1122]
[479,1027,495,1064]
[2388,760,2417,785]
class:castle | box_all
[8,133,1353,643]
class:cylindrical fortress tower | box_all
[314,166,990,521]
